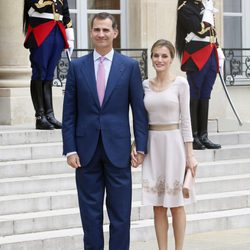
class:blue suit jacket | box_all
[62,51,148,167]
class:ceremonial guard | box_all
[176,0,224,149]
[23,0,74,129]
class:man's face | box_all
[90,18,118,53]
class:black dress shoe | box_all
[193,136,206,150]
[46,115,62,129]
[199,133,221,149]
[36,116,54,130]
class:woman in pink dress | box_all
[132,39,197,250]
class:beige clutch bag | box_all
[183,168,194,199]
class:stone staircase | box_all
[0,124,250,250]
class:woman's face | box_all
[151,46,173,72]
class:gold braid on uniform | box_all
[58,0,63,5]
[209,28,216,43]
[197,22,211,35]
[66,20,73,28]
[35,0,53,8]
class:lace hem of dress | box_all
[143,176,182,196]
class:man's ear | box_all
[114,29,119,38]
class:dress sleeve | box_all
[142,79,149,91]
[178,77,193,142]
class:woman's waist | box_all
[148,123,179,131]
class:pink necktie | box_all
[96,56,105,106]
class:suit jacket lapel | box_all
[81,53,100,107]
[103,52,125,106]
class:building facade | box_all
[0,0,249,129]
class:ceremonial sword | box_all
[218,71,243,126]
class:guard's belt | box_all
[185,32,215,43]
[28,7,63,21]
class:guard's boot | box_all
[30,80,54,130]
[193,132,206,150]
[190,99,206,150]
[43,80,62,129]
[198,99,221,149]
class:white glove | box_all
[202,0,215,26]
[66,28,75,56]
[204,0,214,11]
[67,40,74,56]
[217,47,225,73]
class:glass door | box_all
[69,0,127,49]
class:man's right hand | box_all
[67,153,81,168]
[131,144,145,168]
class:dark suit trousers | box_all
[76,135,132,250]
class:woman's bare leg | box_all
[170,206,186,250]
[154,206,168,250]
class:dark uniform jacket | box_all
[178,0,218,72]
[24,0,72,49]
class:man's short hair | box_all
[91,12,118,30]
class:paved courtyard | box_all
[128,228,250,250]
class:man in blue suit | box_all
[62,12,148,250]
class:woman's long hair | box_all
[175,0,187,59]
[23,0,29,34]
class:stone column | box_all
[0,0,62,125]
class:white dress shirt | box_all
[93,49,114,87]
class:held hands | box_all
[67,153,81,169]
[131,142,145,168]
[65,28,75,56]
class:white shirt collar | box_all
[93,49,114,62]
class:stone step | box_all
[0,173,76,196]
[1,157,250,180]
[0,120,218,146]
[196,158,250,178]
[0,158,142,181]
[194,144,250,162]
[1,142,250,164]
[0,158,73,178]
[0,142,63,162]
[187,190,250,214]
[0,128,249,147]
[208,131,250,146]
[196,173,250,194]
[0,171,250,197]
[0,190,78,216]
[1,208,250,250]
[1,168,250,215]
[0,169,250,200]
[0,127,62,146]
[1,190,250,237]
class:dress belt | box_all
[149,124,179,131]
